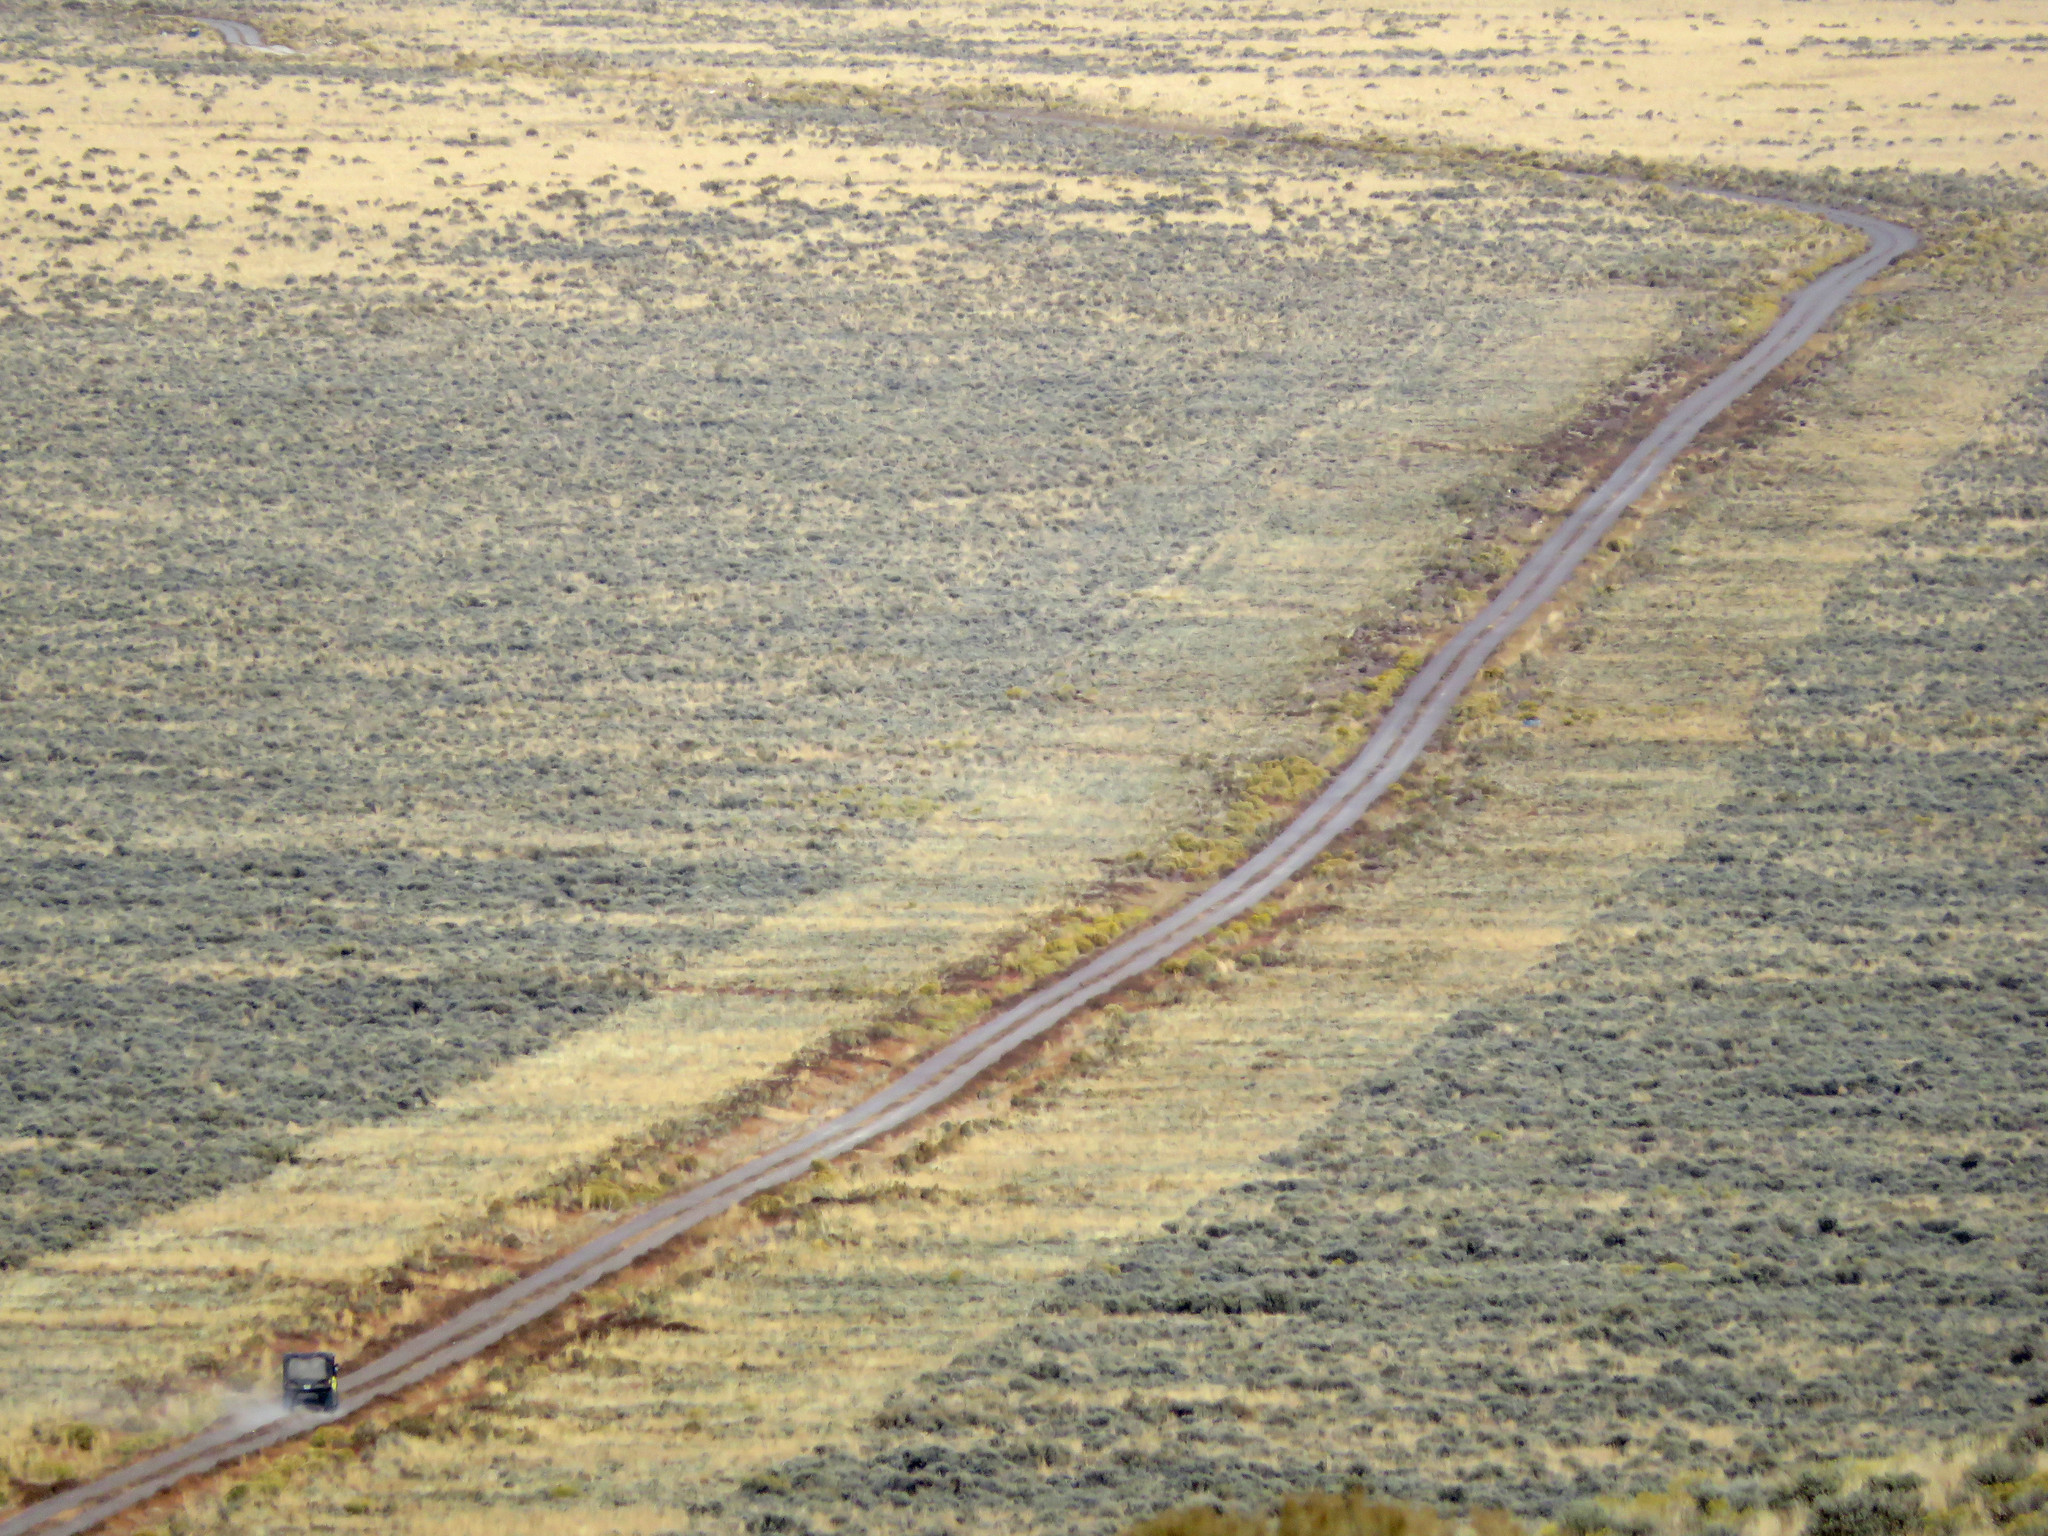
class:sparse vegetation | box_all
[92,218,2048,1536]
[3,0,2048,1531]
[0,35,1797,1284]
[676,335,2048,1534]
[2,91,1776,1271]
[2,7,1806,1508]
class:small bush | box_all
[1969,1453,2035,1489]
[1988,1483,2048,1527]
[1807,1480,1924,1536]
[1771,1471,1847,1510]
[1721,1481,1769,1513]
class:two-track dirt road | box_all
[189,17,293,53]
[0,177,1916,1535]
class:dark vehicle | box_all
[281,1351,339,1412]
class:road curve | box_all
[0,192,1916,1536]
[188,17,293,53]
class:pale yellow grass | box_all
[0,56,1447,307]
[243,0,2048,180]
[1048,0,2045,177]
[57,995,869,1284]
[21,0,2036,307]
[179,275,2048,1536]
[0,991,858,1463]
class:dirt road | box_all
[189,16,292,53]
[0,189,1916,1535]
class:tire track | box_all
[0,191,1916,1536]
[187,17,293,54]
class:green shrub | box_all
[1968,1453,2035,1489]
[1772,1472,1847,1510]
[1807,1481,1924,1536]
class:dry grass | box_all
[88,0,2047,179]
[0,56,1467,304]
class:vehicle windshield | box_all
[283,1357,331,1384]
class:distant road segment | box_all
[0,187,1916,1536]
[188,16,293,53]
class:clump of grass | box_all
[890,1118,999,1174]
